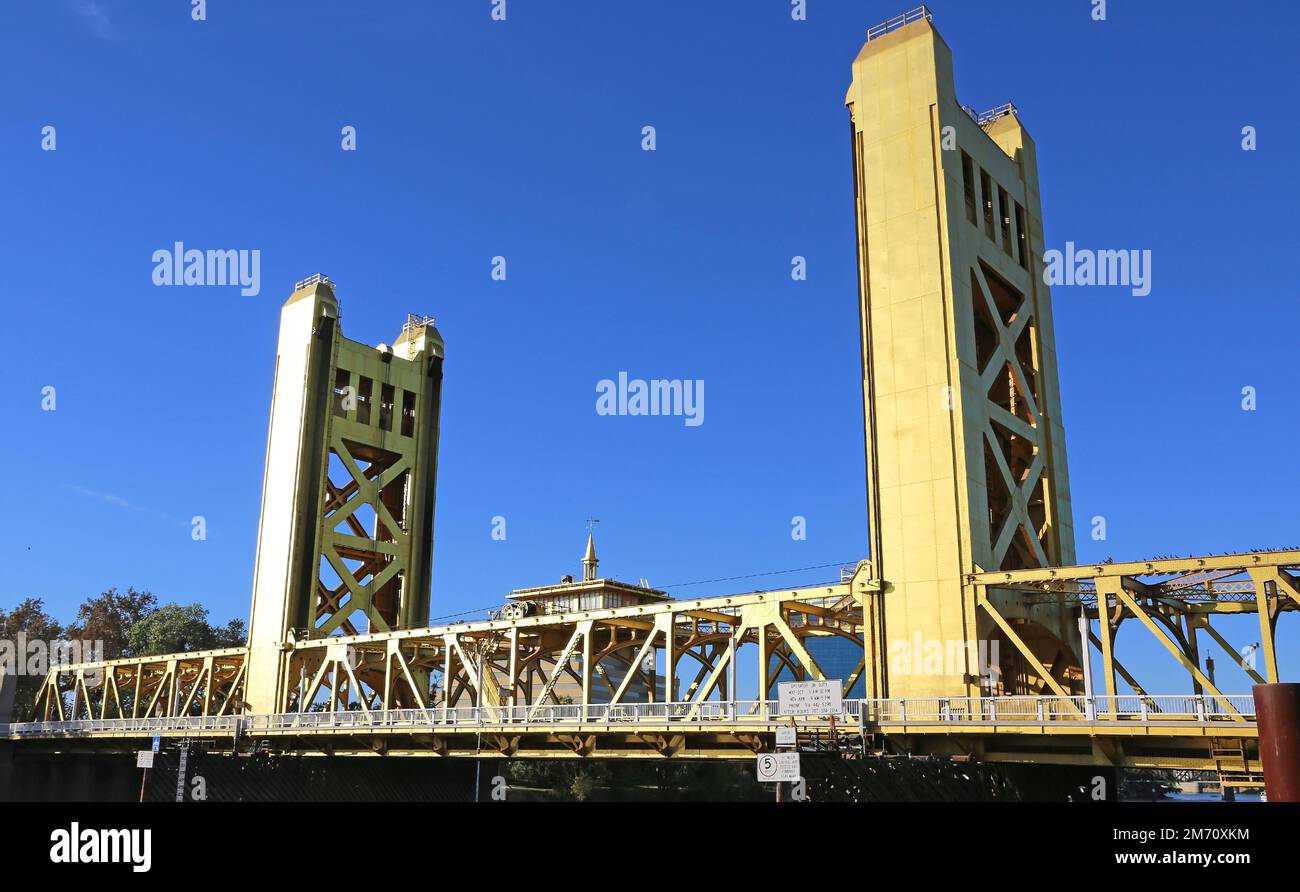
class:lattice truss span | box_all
[29,647,247,724]
[24,575,872,726]
[284,584,868,719]
[974,551,1300,719]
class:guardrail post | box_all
[1140,698,1149,722]
[1036,699,1044,722]
[1195,696,1206,722]
[1085,694,1095,722]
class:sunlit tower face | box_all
[846,12,1079,698]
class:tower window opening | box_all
[357,376,373,426]
[333,368,351,418]
[961,151,977,225]
[981,170,996,240]
[998,186,1013,257]
[380,383,395,432]
[1014,202,1030,270]
[401,390,416,437]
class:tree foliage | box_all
[0,598,64,642]
[2,590,246,720]
[0,598,64,718]
[126,603,246,657]
[64,587,156,660]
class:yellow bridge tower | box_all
[847,10,1082,702]
[245,275,445,714]
[10,9,1295,782]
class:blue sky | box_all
[2,0,1297,694]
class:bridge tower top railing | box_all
[865,6,933,43]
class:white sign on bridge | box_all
[777,679,843,717]
[756,752,800,783]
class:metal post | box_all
[1078,611,1095,721]
[859,699,867,757]
[726,637,737,718]
[1254,683,1300,802]
[175,741,189,803]
[0,666,15,727]
[1206,658,1216,716]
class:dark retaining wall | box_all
[0,743,1115,802]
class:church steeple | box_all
[582,520,600,581]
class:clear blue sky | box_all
[2,0,1297,694]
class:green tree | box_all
[65,587,157,659]
[0,598,64,720]
[212,618,247,648]
[126,603,245,657]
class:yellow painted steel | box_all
[6,10,1292,783]
[244,277,444,714]
[846,11,1081,703]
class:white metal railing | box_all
[5,694,1256,739]
[6,715,240,737]
[245,700,803,732]
[962,102,1019,128]
[866,6,932,43]
[860,694,1255,724]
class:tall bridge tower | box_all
[244,276,445,713]
[846,11,1081,700]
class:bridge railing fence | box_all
[5,694,1256,738]
[858,694,1254,724]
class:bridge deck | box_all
[5,694,1258,767]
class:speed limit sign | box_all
[756,752,800,782]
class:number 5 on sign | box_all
[756,752,800,783]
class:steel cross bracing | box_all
[971,550,1300,702]
[12,571,871,761]
[8,552,1293,769]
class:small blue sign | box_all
[152,736,161,752]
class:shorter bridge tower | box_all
[244,276,445,714]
